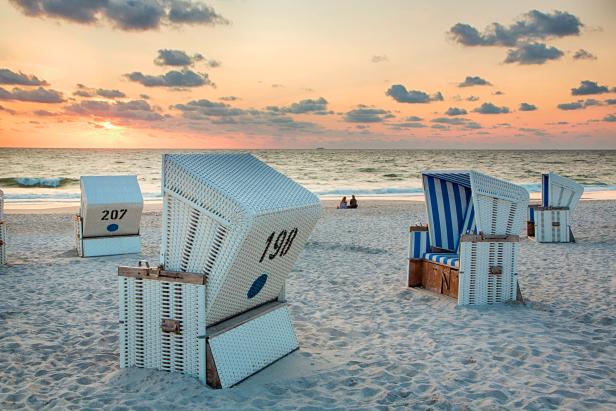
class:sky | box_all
[0,0,615,149]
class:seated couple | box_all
[337,195,358,209]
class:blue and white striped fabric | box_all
[423,252,460,268]
[408,230,430,259]
[528,205,535,223]
[542,173,549,207]
[423,172,474,252]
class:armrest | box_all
[408,228,431,259]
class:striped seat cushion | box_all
[423,252,460,268]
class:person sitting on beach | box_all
[349,195,358,209]
[337,196,348,209]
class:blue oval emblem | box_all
[107,223,119,232]
[247,273,268,299]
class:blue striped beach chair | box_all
[407,170,529,305]
[527,172,583,243]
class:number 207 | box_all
[259,228,298,262]
[101,209,127,221]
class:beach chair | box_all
[527,172,583,243]
[118,153,321,388]
[74,176,143,257]
[407,170,529,305]
[0,189,6,265]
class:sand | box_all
[0,200,615,410]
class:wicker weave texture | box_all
[469,171,529,236]
[74,216,83,257]
[119,277,207,383]
[545,172,583,212]
[535,209,570,243]
[161,153,321,326]
[208,305,299,388]
[458,240,518,305]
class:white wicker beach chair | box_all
[407,170,529,305]
[527,172,583,243]
[75,176,143,257]
[119,153,321,388]
[0,189,6,265]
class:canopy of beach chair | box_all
[542,172,584,212]
[422,170,529,252]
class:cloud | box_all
[493,91,505,95]
[0,86,64,103]
[207,59,221,68]
[391,122,427,129]
[571,80,611,95]
[431,124,447,129]
[519,102,537,111]
[466,96,480,101]
[448,10,582,47]
[271,84,284,88]
[96,88,126,99]
[458,76,491,87]
[268,97,331,115]
[557,101,583,110]
[556,99,602,110]
[74,84,126,99]
[0,68,48,86]
[126,69,214,88]
[173,98,321,132]
[445,107,467,116]
[344,105,393,123]
[220,96,239,101]
[473,102,509,114]
[405,116,423,121]
[449,10,580,65]
[432,117,467,125]
[33,109,58,116]
[573,49,597,60]
[386,84,443,103]
[67,99,163,121]
[8,0,229,31]
[154,49,204,66]
[0,104,16,115]
[604,114,616,122]
[371,55,388,63]
[606,99,616,105]
[504,43,563,64]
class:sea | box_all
[1,148,615,204]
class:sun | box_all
[101,121,121,130]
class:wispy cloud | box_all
[573,49,597,60]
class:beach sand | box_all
[0,200,615,410]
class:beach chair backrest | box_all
[422,170,528,249]
[542,172,584,212]
[469,171,529,236]
[422,171,474,252]
[80,175,143,238]
[161,153,321,326]
[0,189,4,220]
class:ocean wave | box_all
[3,191,163,201]
[315,187,424,196]
[0,177,79,188]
